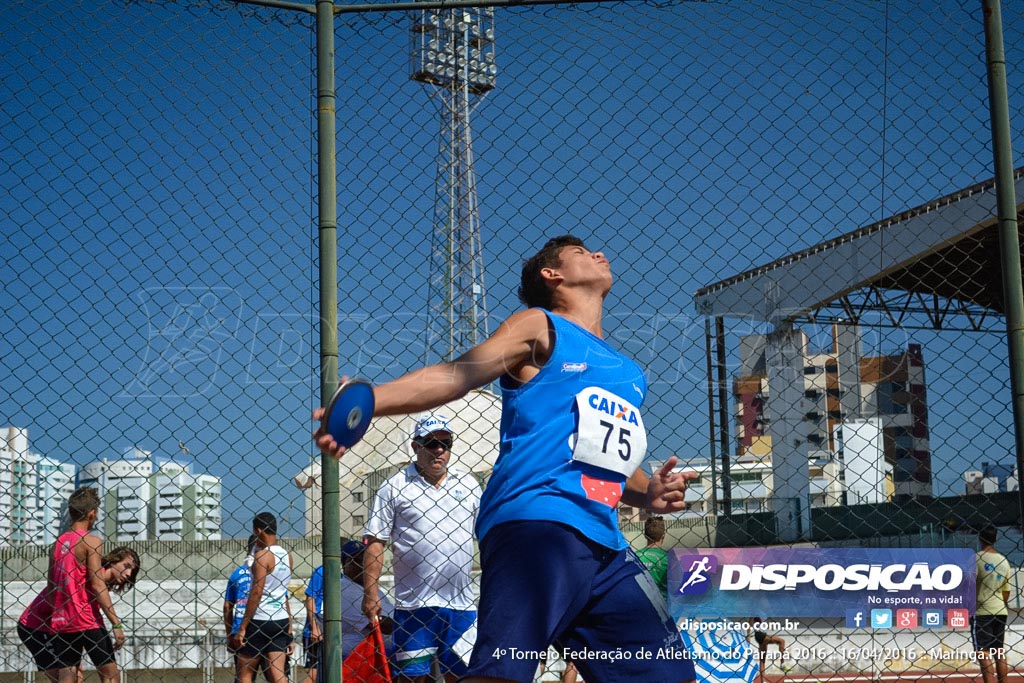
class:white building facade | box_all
[79,450,222,541]
[839,418,894,505]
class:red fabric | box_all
[342,620,391,682]
[19,588,53,632]
[580,473,623,507]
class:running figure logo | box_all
[677,554,718,596]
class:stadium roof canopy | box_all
[693,168,1024,332]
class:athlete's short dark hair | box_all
[644,516,666,542]
[253,511,277,535]
[518,235,585,309]
[68,487,100,522]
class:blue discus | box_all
[322,379,374,447]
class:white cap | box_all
[412,414,455,440]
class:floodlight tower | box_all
[411,7,497,362]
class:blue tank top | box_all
[475,310,649,550]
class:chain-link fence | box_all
[2,0,1024,681]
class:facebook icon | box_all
[845,609,866,628]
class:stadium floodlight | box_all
[411,5,496,94]
[409,4,497,363]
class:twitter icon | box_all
[870,609,893,629]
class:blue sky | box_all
[2,0,1022,537]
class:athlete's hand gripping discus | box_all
[320,378,374,448]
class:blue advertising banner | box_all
[668,547,976,623]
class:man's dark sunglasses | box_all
[415,437,454,450]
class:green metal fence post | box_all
[981,0,1024,532]
[316,0,342,680]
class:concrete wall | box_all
[0,537,325,583]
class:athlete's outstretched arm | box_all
[314,308,551,460]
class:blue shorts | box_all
[464,521,696,683]
[393,606,476,677]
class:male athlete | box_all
[316,235,696,683]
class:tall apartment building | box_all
[839,418,894,504]
[731,325,930,509]
[0,427,77,546]
[79,449,222,541]
[0,444,10,543]
[858,345,931,498]
[35,456,77,544]
[10,447,40,544]
[152,461,222,540]
[1,427,29,543]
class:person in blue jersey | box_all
[225,535,258,683]
[301,539,394,682]
[315,235,697,683]
[224,538,255,646]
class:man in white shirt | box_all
[362,415,480,683]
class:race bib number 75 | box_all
[572,387,648,478]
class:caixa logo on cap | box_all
[676,554,718,596]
